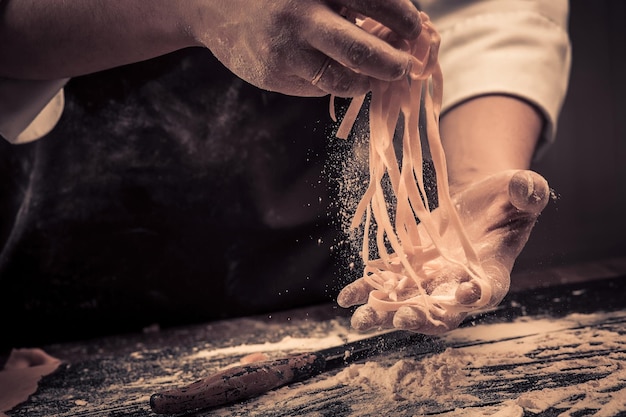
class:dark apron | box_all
[0,48,360,347]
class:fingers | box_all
[341,259,511,333]
[350,304,394,331]
[428,260,510,310]
[429,261,509,309]
[304,5,419,84]
[393,306,462,335]
[337,0,422,40]
[280,1,422,96]
[351,303,463,335]
[351,299,464,334]
[313,58,370,97]
[4,348,60,369]
[423,263,481,306]
[310,16,414,81]
[202,0,421,96]
[294,52,371,97]
[275,47,371,97]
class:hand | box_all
[337,170,550,334]
[190,0,422,97]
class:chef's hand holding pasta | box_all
[190,0,423,97]
[338,169,551,335]
[335,13,552,335]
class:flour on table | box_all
[305,311,625,416]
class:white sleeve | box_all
[419,0,572,158]
[0,77,68,144]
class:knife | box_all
[150,330,440,414]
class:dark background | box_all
[517,0,626,272]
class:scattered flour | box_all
[182,311,626,416]
[301,311,625,416]
[188,323,394,361]
[336,348,479,403]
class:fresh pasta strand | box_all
[336,12,493,328]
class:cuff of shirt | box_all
[421,0,572,159]
[0,78,68,144]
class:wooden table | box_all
[6,274,626,417]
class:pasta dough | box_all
[336,13,493,329]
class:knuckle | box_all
[345,43,410,82]
[319,65,361,97]
[329,71,356,95]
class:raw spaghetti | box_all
[336,12,493,329]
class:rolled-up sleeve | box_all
[0,77,68,144]
[419,0,572,158]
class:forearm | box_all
[439,95,543,193]
[0,0,423,99]
[0,0,200,80]
[422,0,571,160]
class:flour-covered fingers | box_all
[393,306,464,335]
[423,263,479,305]
[350,304,394,331]
[312,58,371,96]
[336,0,422,40]
[291,50,371,97]
[427,260,510,309]
[305,6,419,82]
